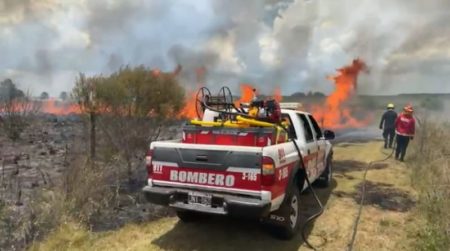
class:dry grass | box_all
[0,144,124,250]
[409,121,450,250]
[31,141,421,251]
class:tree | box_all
[73,73,102,159]
[312,92,326,97]
[40,92,49,100]
[290,92,306,98]
[0,79,39,141]
[73,66,185,182]
[59,91,68,101]
[0,79,24,101]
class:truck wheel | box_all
[314,160,332,188]
[268,185,301,240]
[176,210,202,222]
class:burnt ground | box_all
[0,117,81,206]
[334,160,389,172]
[333,181,416,212]
[333,158,416,212]
[0,116,175,245]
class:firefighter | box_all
[395,105,415,161]
[379,103,397,148]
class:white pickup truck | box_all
[143,107,335,239]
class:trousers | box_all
[383,128,395,148]
[395,135,410,161]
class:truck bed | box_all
[182,125,287,147]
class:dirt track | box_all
[32,141,420,251]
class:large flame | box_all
[312,59,372,129]
[178,67,207,119]
[178,83,285,119]
[236,84,255,104]
[179,90,198,119]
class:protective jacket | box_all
[395,113,415,137]
[379,110,397,129]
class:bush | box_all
[73,66,185,182]
[0,79,39,141]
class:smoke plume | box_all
[0,0,449,96]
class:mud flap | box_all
[264,203,291,227]
[264,162,302,227]
[263,187,295,227]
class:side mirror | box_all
[324,130,335,140]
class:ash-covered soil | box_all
[0,116,175,234]
[0,116,82,206]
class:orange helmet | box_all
[403,105,414,113]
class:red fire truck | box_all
[143,88,335,239]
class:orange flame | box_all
[273,87,282,102]
[179,89,198,119]
[178,82,284,119]
[312,59,372,129]
[151,69,161,77]
[236,84,255,104]
[178,67,207,119]
[41,99,82,115]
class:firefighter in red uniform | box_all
[395,105,415,161]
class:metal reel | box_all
[218,86,234,110]
[195,87,212,119]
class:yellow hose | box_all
[190,119,249,128]
[191,117,287,144]
[236,115,288,144]
[190,120,223,127]
[236,115,275,127]
[223,120,249,128]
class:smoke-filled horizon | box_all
[1,0,449,96]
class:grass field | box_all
[30,141,421,251]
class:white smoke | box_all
[0,0,449,96]
[266,0,450,94]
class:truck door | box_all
[296,113,319,180]
[307,114,326,174]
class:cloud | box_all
[1,0,450,96]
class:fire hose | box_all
[349,112,423,250]
[199,101,324,250]
[288,137,324,251]
[350,113,431,251]
[347,139,396,251]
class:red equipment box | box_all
[182,125,287,147]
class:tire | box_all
[176,210,203,222]
[267,184,301,240]
[314,160,332,188]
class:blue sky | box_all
[1,0,449,96]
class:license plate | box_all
[188,191,212,205]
